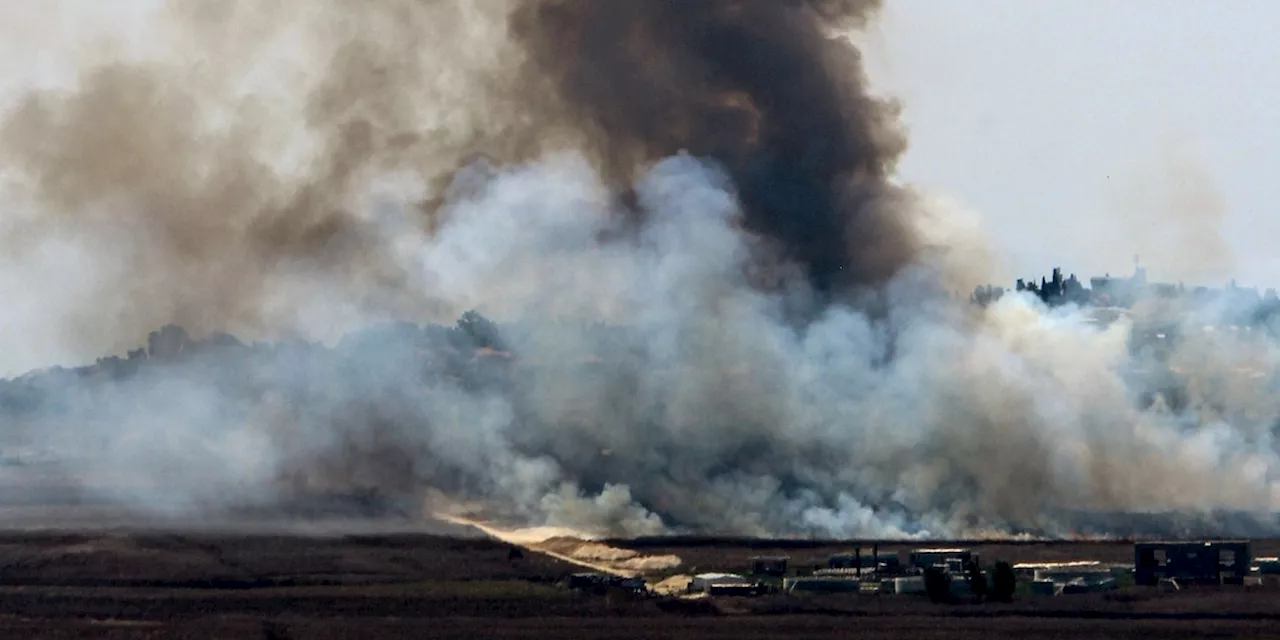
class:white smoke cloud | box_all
[312,150,1279,538]
[1,1,1279,542]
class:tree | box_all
[924,566,951,604]
[147,324,192,362]
[456,310,504,349]
[989,561,1016,603]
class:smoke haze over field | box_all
[0,1,1277,540]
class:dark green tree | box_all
[989,561,1016,603]
[924,566,951,604]
[456,310,504,349]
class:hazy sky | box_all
[3,0,1277,290]
[864,0,1280,289]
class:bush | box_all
[989,561,1016,603]
[924,566,952,604]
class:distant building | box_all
[689,573,754,594]
[975,264,1280,338]
[827,546,902,575]
[1134,541,1250,586]
[908,548,975,572]
[749,555,789,577]
[1090,266,1147,308]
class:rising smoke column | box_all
[0,0,913,360]
[0,0,951,537]
[1,1,1279,541]
[509,0,916,293]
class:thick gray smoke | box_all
[0,1,1276,540]
[507,0,915,293]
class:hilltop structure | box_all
[972,265,1280,331]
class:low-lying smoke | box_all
[0,1,1275,540]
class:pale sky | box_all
[4,0,1277,290]
[864,0,1280,289]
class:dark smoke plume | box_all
[1,2,1276,542]
[510,0,915,292]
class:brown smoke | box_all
[6,4,1280,540]
[0,1,913,366]
[509,0,915,292]
[1098,139,1234,285]
[0,1,525,357]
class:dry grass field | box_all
[0,529,1272,638]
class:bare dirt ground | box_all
[0,529,1274,639]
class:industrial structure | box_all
[749,555,790,577]
[688,572,767,596]
[551,534,1280,608]
[644,539,1274,603]
[908,548,977,573]
[826,545,902,575]
[1134,541,1251,586]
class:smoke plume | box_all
[0,1,1276,540]
[508,0,914,292]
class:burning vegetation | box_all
[0,1,1277,542]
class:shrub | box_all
[924,566,952,604]
[989,561,1016,603]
